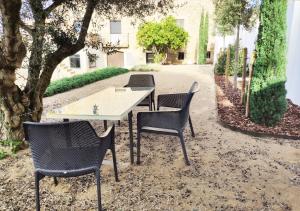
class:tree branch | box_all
[37,0,96,95]
[44,0,69,15]
[20,19,33,35]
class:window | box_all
[88,54,97,68]
[178,52,185,60]
[70,54,81,68]
[176,19,184,28]
[146,53,154,63]
[110,20,121,34]
[206,51,211,59]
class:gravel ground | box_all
[0,65,299,211]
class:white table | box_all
[47,86,154,164]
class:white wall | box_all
[286,0,300,105]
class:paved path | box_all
[1,65,299,210]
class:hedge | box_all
[44,67,129,97]
[250,0,287,126]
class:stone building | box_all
[53,0,215,80]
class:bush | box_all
[250,78,287,126]
[214,45,245,76]
[250,0,287,126]
[45,67,129,97]
[214,50,226,75]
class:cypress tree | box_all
[250,0,287,126]
[198,12,205,64]
[203,13,209,62]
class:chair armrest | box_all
[157,93,187,109]
[137,111,181,130]
[99,125,115,150]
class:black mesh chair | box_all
[157,83,197,137]
[136,82,199,166]
[125,74,156,111]
[23,121,118,211]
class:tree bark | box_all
[233,24,240,89]
[0,0,27,140]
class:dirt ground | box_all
[0,65,299,211]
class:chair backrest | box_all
[127,74,155,87]
[179,81,199,127]
[23,121,103,171]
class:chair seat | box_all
[35,147,105,177]
[141,126,179,135]
[36,166,98,177]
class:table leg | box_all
[128,111,134,164]
[104,120,108,131]
[149,94,152,111]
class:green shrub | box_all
[45,67,129,97]
[250,0,287,126]
[215,46,246,76]
[214,50,226,75]
[250,78,287,126]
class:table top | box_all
[46,87,154,120]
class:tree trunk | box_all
[241,48,248,104]
[0,72,26,140]
[245,52,257,117]
[0,70,44,140]
[0,0,27,141]
[225,47,231,84]
[233,24,240,89]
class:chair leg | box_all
[152,100,156,111]
[53,177,58,186]
[35,172,41,211]
[103,120,108,131]
[111,143,119,182]
[178,132,190,166]
[95,170,102,211]
[137,129,141,165]
[188,116,195,137]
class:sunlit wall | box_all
[286,0,300,105]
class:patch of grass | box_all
[44,67,129,97]
[0,139,23,154]
[130,64,159,72]
[0,149,8,160]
